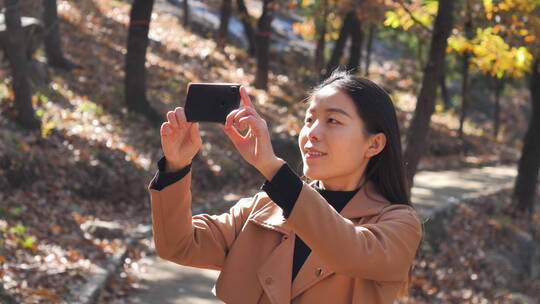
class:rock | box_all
[484,252,521,288]
[513,230,537,276]
[80,220,125,240]
[27,58,50,86]
[495,229,538,278]
[0,284,17,304]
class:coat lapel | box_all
[291,180,390,299]
[249,199,294,304]
[290,249,334,299]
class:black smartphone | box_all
[184,83,241,124]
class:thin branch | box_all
[394,0,433,34]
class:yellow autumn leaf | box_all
[519,29,529,36]
[498,2,509,10]
[384,11,401,28]
[448,35,471,53]
[484,0,493,19]
[524,35,535,42]
[301,0,314,7]
[515,47,533,68]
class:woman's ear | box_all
[366,133,386,158]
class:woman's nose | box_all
[307,122,322,142]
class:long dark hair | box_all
[306,68,411,206]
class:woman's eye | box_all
[304,117,313,124]
[328,118,340,124]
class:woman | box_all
[148,69,422,304]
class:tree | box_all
[512,56,540,216]
[457,0,474,140]
[363,22,375,76]
[216,0,232,48]
[439,59,451,110]
[4,0,41,130]
[42,0,79,70]
[324,10,356,77]
[236,0,256,56]
[293,0,386,76]
[346,9,362,72]
[314,0,329,74]
[254,0,275,90]
[447,1,536,142]
[183,0,189,26]
[444,0,539,214]
[403,0,455,188]
[491,75,504,141]
[384,0,437,71]
[124,0,161,124]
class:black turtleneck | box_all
[150,156,361,282]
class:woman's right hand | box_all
[160,107,202,172]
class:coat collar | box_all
[249,180,390,234]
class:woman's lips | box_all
[305,152,327,159]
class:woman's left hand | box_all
[221,86,284,180]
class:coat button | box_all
[265,277,273,285]
[315,268,324,276]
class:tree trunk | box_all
[458,1,473,140]
[42,0,79,70]
[237,0,256,56]
[314,0,328,74]
[417,37,424,71]
[364,23,375,76]
[493,77,504,142]
[458,52,470,140]
[20,0,42,18]
[254,0,274,90]
[346,12,362,73]
[403,0,455,188]
[512,57,540,216]
[4,0,41,130]
[324,10,355,78]
[216,0,232,48]
[440,63,451,110]
[183,0,189,26]
[124,0,160,124]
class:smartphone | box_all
[184,83,241,124]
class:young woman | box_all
[148,69,422,304]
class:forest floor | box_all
[0,0,537,303]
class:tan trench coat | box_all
[148,170,422,304]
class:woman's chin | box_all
[303,166,325,180]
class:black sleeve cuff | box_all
[149,155,192,191]
[260,163,303,218]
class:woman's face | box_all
[298,86,381,191]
